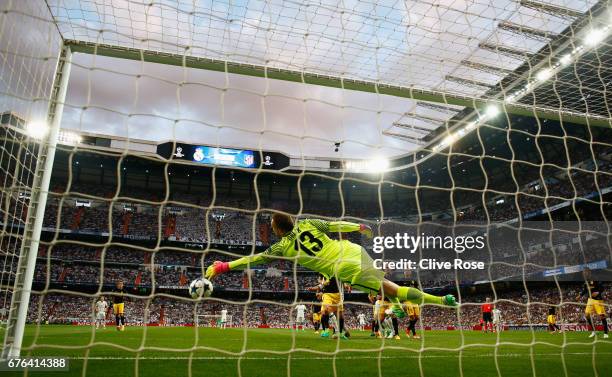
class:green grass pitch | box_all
[1,325,611,376]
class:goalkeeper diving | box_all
[206,214,457,317]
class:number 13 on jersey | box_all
[294,231,323,256]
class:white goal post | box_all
[196,315,234,328]
[1,45,72,359]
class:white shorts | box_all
[296,315,305,323]
[96,312,105,320]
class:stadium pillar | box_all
[1,45,72,359]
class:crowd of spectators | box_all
[30,259,320,291]
[28,242,323,291]
[422,286,590,328]
[35,156,612,243]
[1,220,604,291]
[2,153,610,334]
[459,159,612,222]
[20,283,603,330]
[41,198,271,245]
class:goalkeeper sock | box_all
[392,317,399,336]
[397,286,443,305]
[115,316,120,327]
[121,315,126,326]
[339,317,345,333]
[602,318,608,334]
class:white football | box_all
[189,278,213,299]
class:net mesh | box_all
[1,0,612,376]
[0,0,62,332]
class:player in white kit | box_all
[295,304,307,331]
[329,312,338,334]
[357,313,367,331]
[220,309,228,329]
[95,296,108,329]
[492,307,502,333]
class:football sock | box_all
[384,317,393,332]
[602,318,608,334]
[321,314,329,331]
[586,316,595,331]
[115,316,120,327]
[392,317,399,336]
[339,317,345,333]
[397,287,443,305]
[409,320,417,335]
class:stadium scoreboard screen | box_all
[192,146,254,168]
[157,142,290,170]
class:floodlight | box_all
[25,121,49,139]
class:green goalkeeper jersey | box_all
[228,219,363,278]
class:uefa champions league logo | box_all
[173,146,184,158]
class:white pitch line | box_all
[68,352,612,361]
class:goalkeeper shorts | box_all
[336,246,385,294]
[585,299,605,315]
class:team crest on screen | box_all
[193,147,205,162]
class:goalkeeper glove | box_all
[359,224,373,239]
[205,261,230,280]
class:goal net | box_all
[0,0,611,376]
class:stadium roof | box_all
[44,0,610,160]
